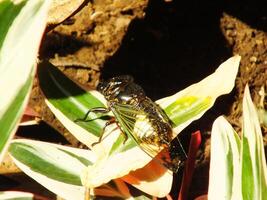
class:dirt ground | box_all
[1,0,266,199]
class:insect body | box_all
[80,75,186,172]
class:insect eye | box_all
[97,81,108,93]
[111,75,133,84]
[120,75,133,83]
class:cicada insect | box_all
[78,75,187,172]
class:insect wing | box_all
[111,103,146,145]
[112,103,186,172]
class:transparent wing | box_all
[112,102,186,172]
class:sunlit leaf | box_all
[158,55,241,135]
[122,156,173,198]
[9,139,91,200]
[241,86,267,199]
[9,139,92,186]
[208,116,241,200]
[208,85,267,200]
[38,61,109,148]
[9,139,133,200]
[0,0,51,161]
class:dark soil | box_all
[1,0,266,199]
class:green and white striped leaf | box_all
[241,85,267,199]
[208,116,241,200]
[38,60,110,148]
[10,140,95,185]
[9,139,91,199]
[0,191,34,200]
[0,0,51,162]
[158,55,241,134]
[9,139,133,200]
[208,86,267,200]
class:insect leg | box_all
[92,117,116,146]
[75,107,110,122]
[113,124,128,144]
[121,131,128,144]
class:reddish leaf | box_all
[178,131,202,200]
[20,105,40,125]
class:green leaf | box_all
[9,139,93,186]
[241,86,267,199]
[157,55,241,135]
[38,60,110,147]
[0,0,23,48]
[9,139,134,200]
[9,139,93,200]
[208,85,267,200]
[208,116,241,200]
[0,73,32,158]
[164,96,211,126]
[0,0,51,161]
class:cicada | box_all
[78,75,187,172]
